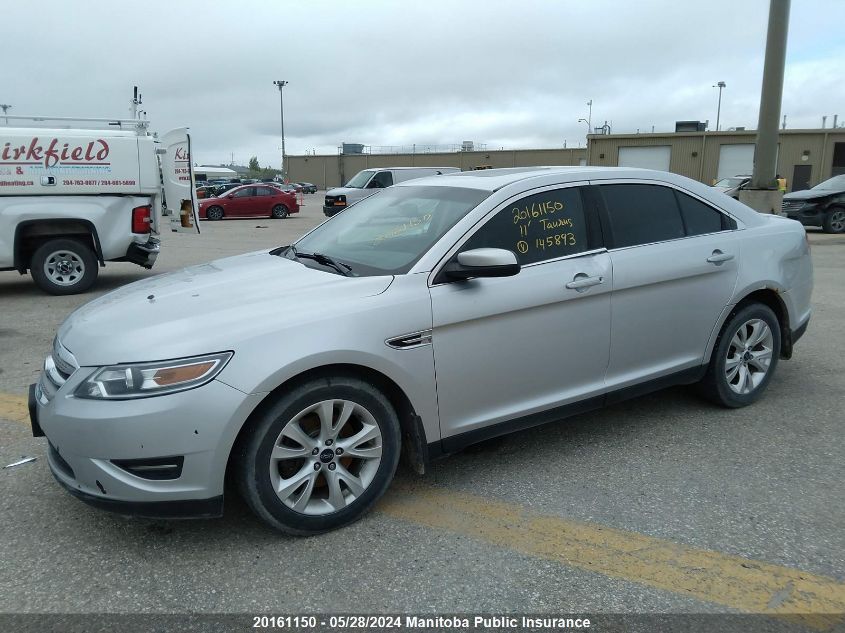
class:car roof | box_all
[396,166,698,192]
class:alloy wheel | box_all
[725,318,774,395]
[269,399,383,515]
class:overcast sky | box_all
[2,0,843,168]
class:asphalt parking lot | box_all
[1,195,843,626]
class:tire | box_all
[206,206,224,221]
[698,303,781,408]
[236,376,401,535]
[822,206,845,234]
[30,238,98,295]
[271,204,289,219]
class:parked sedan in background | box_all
[31,167,811,535]
[712,175,751,200]
[199,184,299,220]
[297,182,318,193]
[271,183,300,194]
[782,174,845,233]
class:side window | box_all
[462,187,589,265]
[233,187,255,198]
[255,187,274,197]
[371,171,394,188]
[675,191,735,234]
[600,184,685,248]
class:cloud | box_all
[1,0,843,167]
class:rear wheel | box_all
[237,376,400,535]
[698,303,781,408]
[271,204,289,219]
[30,238,98,295]
[822,207,845,233]
[206,206,224,221]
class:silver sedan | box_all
[31,167,813,534]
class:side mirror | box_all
[444,248,520,280]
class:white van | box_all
[0,116,199,294]
[323,166,459,216]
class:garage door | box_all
[618,146,671,171]
[717,144,755,181]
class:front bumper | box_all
[124,237,160,269]
[323,205,345,217]
[30,367,263,519]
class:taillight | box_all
[132,205,152,234]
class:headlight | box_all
[74,352,233,400]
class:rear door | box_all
[595,181,741,391]
[159,128,200,234]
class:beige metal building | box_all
[286,148,587,190]
[285,129,844,193]
[587,128,845,192]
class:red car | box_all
[198,184,299,220]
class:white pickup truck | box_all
[0,116,199,294]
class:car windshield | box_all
[715,178,743,187]
[811,175,845,190]
[344,170,376,188]
[290,185,489,276]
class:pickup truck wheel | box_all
[30,238,98,295]
[822,207,845,233]
[206,206,224,221]
[236,376,400,535]
[698,303,781,408]
[271,204,289,219]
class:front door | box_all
[227,187,257,216]
[430,184,612,442]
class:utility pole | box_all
[750,0,789,190]
[273,80,288,181]
[0,104,11,125]
[740,0,790,214]
[713,81,726,131]
[586,99,592,132]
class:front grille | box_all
[112,456,185,481]
[782,200,805,214]
[39,338,79,404]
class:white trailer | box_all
[0,116,199,294]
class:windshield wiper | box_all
[289,246,353,276]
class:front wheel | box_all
[236,376,401,535]
[698,303,781,408]
[822,207,845,234]
[30,238,98,295]
[206,206,224,221]
[271,204,289,219]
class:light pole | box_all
[273,80,288,181]
[0,104,12,125]
[713,81,726,131]
[586,99,592,131]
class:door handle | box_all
[566,274,604,290]
[706,250,734,264]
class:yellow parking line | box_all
[379,484,845,629]
[0,393,28,424]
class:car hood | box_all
[326,186,363,197]
[783,189,836,202]
[58,251,394,366]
